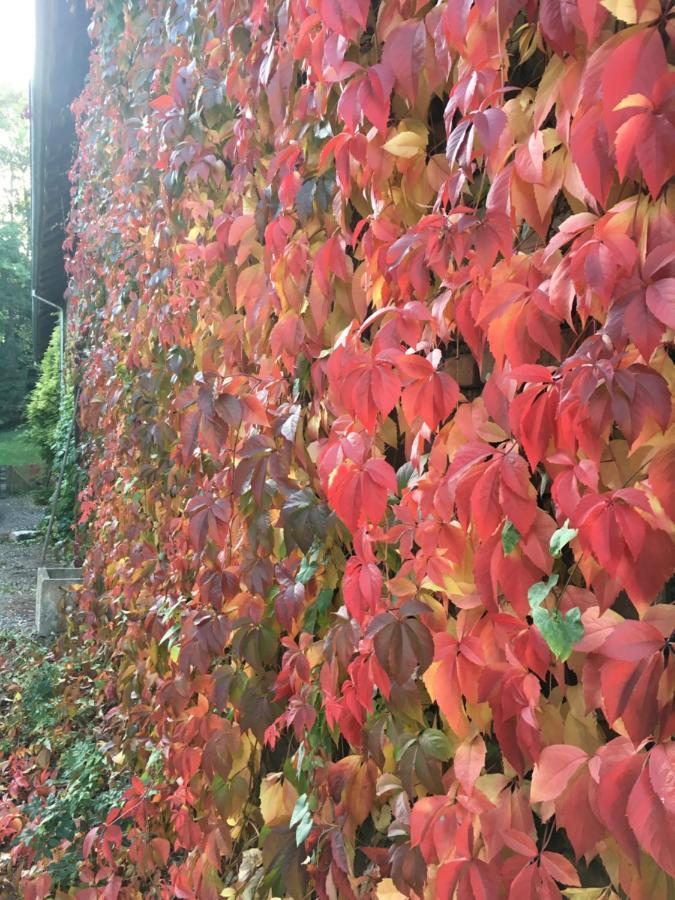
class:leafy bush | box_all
[26,325,61,470]
[20,739,122,889]
[25,329,81,549]
[0,633,124,893]
[15,0,675,897]
[49,386,83,553]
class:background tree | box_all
[26,325,61,470]
[0,85,33,428]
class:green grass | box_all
[0,425,42,466]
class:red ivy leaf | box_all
[327,457,397,531]
[530,745,588,803]
[381,20,427,105]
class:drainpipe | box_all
[32,291,64,390]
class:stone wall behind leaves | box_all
[63,0,675,896]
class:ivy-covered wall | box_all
[62,0,674,896]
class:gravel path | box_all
[0,495,45,635]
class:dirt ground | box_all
[0,495,45,635]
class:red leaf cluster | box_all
[37,0,675,896]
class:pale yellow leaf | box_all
[613,93,652,111]
[601,0,660,21]
[563,890,615,899]
[383,131,427,158]
[376,879,407,899]
[260,773,298,826]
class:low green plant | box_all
[0,634,126,891]
[0,649,64,754]
[20,738,124,888]
[25,328,82,552]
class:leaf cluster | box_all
[11,0,674,897]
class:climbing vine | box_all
[18,0,675,896]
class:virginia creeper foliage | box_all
[45,0,675,895]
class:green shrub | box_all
[26,326,61,470]
[50,385,83,553]
[20,738,123,888]
[0,635,126,891]
[24,327,82,554]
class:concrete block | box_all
[9,530,39,542]
[36,567,83,637]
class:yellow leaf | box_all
[563,686,602,755]
[464,700,492,733]
[376,879,407,899]
[306,641,324,669]
[383,131,427,158]
[229,730,252,776]
[387,574,418,600]
[518,22,540,65]
[260,773,298,826]
[475,773,508,803]
[613,93,652,111]
[600,0,660,21]
[36,747,51,769]
[563,890,616,899]
[504,88,535,144]
[600,0,638,20]
[379,415,398,447]
[344,759,377,826]
[372,804,392,832]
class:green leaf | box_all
[532,605,584,662]
[394,736,416,763]
[418,728,452,761]
[158,622,181,646]
[290,793,308,828]
[501,519,522,555]
[296,556,317,586]
[396,462,417,491]
[280,489,331,553]
[527,573,559,608]
[291,793,314,846]
[549,520,578,558]
[529,575,583,661]
[302,587,333,633]
[295,810,313,846]
[296,538,323,585]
